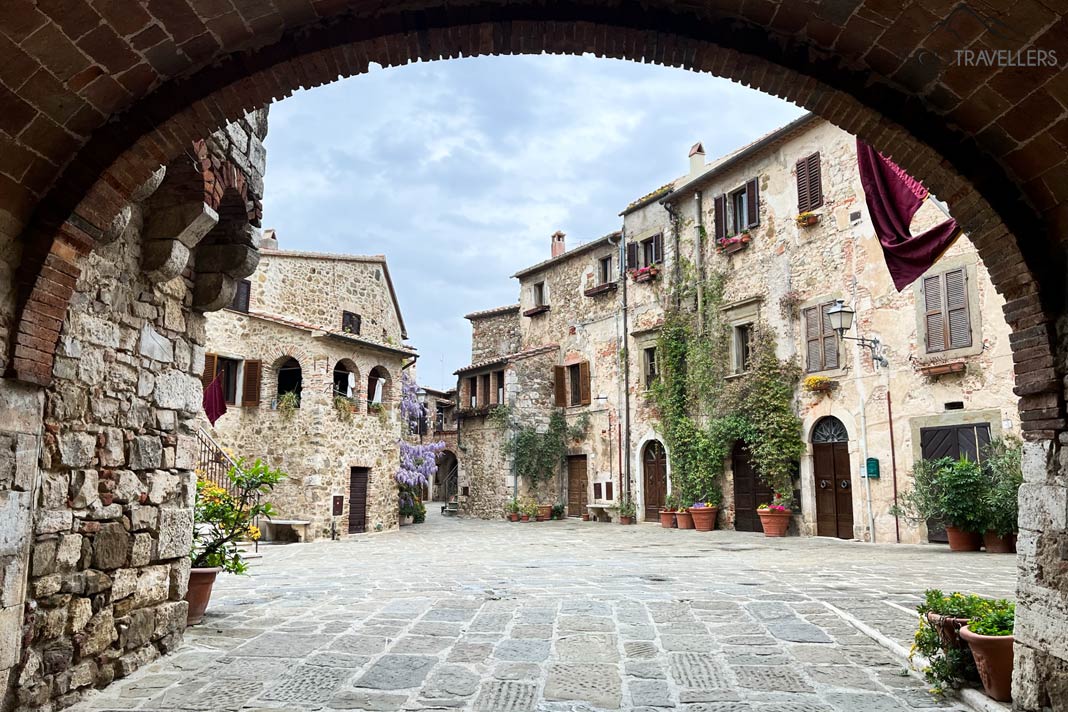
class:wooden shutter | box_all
[553,366,567,407]
[651,233,663,264]
[625,242,639,269]
[944,268,972,349]
[241,360,262,406]
[201,353,218,389]
[745,178,759,227]
[713,193,726,240]
[821,302,838,370]
[923,274,946,352]
[803,307,822,372]
[488,372,497,405]
[796,153,822,212]
[579,361,591,405]
[797,158,811,212]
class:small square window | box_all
[230,280,251,313]
[342,311,362,335]
[733,323,754,374]
[533,282,546,307]
[598,256,613,285]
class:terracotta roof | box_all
[464,304,520,321]
[257,247,409,339]
[511,232,621,280]
[244,310,417,357]
[454,343,559,375]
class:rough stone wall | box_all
[468,308,520,363]
[253,251,406,346]
[621,118,1017,542]
[204,308,407,540]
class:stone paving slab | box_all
[69,511,1016,712]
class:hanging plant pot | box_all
[945,525,982,551]
[960,625,1014,702]
[185,567,222,626]
[675,510,694,529]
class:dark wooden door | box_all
[919,422,992,543]
[348,467,369,534]
[567,455,588,517]
[814,441,854,539]
[642,441,667,520]
[732,442,772,532]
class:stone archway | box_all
[0,3,1066,708]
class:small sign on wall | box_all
[332,495,344,516]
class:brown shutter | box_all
[945,268,972,349]
[745,178,759,227]
[651,233,663,264]
[554,365,567,407]
[807,153,823,209]
[796,158,810,212]
[923,274,946,352]
[579,361,591,405]
[803,307,822,372]
[625,242,638,269]
[241,360,262,406]
[821,302,839,370]
[713,193,726,241]
[201,353,218,390]
[488,372,497,405]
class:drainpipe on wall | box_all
[850,250,878,543]
[694,190,705,333]
[663,202,682,310]
[620,228,633,504]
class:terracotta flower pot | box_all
[659,509,676,528]
[185,567,222,626]
[620,516,632,525]
[927,611,970,649]
[508,513,519,522]
[581,513,590,521]
[537,504,552,520]
[520,514,529,522]
[675,510,694,529]
[983,531,1016,554]
[757,510,791,537]
[960,626,1014,702]
[945,525,982,551]
[690,507,718,531]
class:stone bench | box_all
[262,519,311,543]
[586,503,614,522]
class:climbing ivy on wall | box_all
[502,410,589,501]
[649,271,804,506]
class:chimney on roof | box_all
[551,231,566,258]
[689,142,705,176]
[259,228,278,250]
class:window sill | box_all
[724,371,749,381]
[584,282,618,297]
[523,305,550,317]
[915,360,968,377]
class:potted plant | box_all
[398,485,423,525]
[756,496,792,537]
[660,492,681,528]
[980,437,1022,553]
[618,498,636,525]
[189,458,283,625]
[802,375,836,394]
[675,504,694,529]
[551,503,565,521]
[523,498,539,522]
[960,601,1015,702]
[629,265,660,283]
[581,511,591,521]
[911,589,995,694]
[795,211,820,227]
[689,488,722,532]
[536,503,552,521]
[276,390,300,420]
[892,457,986,551]
[506,497,520,522]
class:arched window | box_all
[332,359,359,399]
[367,366,391,408]
[812,416,848,443]
[276,357,302,405]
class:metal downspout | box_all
[620,229,632,506]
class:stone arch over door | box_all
[641,439,668,522]
[811,416,854,540]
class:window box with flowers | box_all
[802,375,838,395]
[796,211,821,227]
[629,265,660,283]
[716,231,751,254]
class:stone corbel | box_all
[192,272,238,312]
[142,202,219,282]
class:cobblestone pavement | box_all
[73,510,1017,712]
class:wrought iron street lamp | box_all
[827,299,888,368]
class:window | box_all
[495,370,505,405]
[803,302,840,372]
[333,360,357,398]
[217,357,240,405]
[342,311,362,335]
[624,234,663,270]
[796,152,823,212]
[922,267,972,353]
[230,280,250,312]
[731,188,748,234]
[467,376,477,408]
[554,362,591,407]
[435,404,446,431]
[533,282,546,307]
[599,255,613,284]
[277,357,302,405]
[643,346,658,387]
[202,354,260,407]
[479,373,491,407]
[713,178,760,241]
[367,366,389,406]
[733,324,754,374]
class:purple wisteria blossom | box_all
[395,371,446,487]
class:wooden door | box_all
[348,467,369,534]
[919,423,992,543]
[567,455,588,517]
[732,442,772,532]
[642,441,667,520]
[814,441,854,539]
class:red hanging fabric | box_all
[203,374,228,426]
[856,139,961,291]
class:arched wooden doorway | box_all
[812,417,854,540]
[642,440,667,521]
[732,441,772,533]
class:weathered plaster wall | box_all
[204,308,407,540]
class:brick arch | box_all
[191,140,260,225]
[2,3,1064,437]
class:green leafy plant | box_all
[333,395,355,423]
[665,491,684,512]
[506,497,520,515]
[892,457,989,533]
[911,589,992,692]
[192,458,284,575]
[619,498,637,518]
[276,391,300,420]
[981,437,1022,536]
[520,496,539,518]
[969,602,1015,636]
[504,411,588,500]
[551,503,565,519]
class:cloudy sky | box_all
[262,54,805,390]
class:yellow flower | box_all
[246,525,261,541]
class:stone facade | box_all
[204,244,415,540]
[0,112,268,712]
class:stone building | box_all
[0,113,268,711]
[414,385,459,504]
[621,113,1017,543]
[203,238,416,541]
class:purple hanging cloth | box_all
[856,139,961,291]
[203,374,228,426]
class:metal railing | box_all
[194,427,243,497]
[445,464,459,501]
